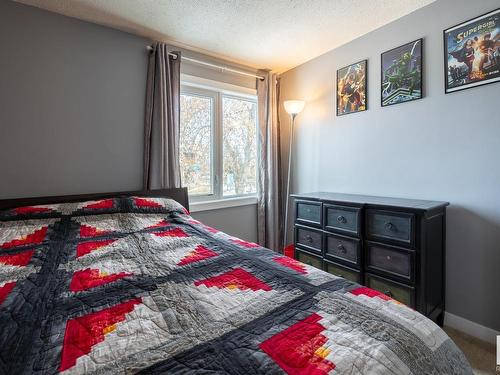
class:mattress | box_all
[0,195,472,374]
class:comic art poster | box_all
[336,60,367,116]
[444,8,500,93]
[381,39,423,106]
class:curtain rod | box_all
[147,45,265,80]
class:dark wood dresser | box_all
[291,192,448,325]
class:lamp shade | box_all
[284,100,305,115]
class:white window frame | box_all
[180,74,259,211]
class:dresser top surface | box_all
[291,192,449,210]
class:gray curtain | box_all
[257,71,283,252]
[143,43,182,189]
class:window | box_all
[180,78,258,203]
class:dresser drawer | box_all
[324,204,361,236]
[325,233,361,268]
[296,200,322,226]
[324,260,361,283]
[365,243,415,282]
[295,226,322,254]
[366,209,415,246]
[296,249,323,270]
[366,273,415,307]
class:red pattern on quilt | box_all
[133,197,162,208]
[187,219,217,233]
[0,226,48,249]
[59,298,142,372]
[0,282,16,305]
[350,287,391,301]
[70,268,131,292]
[231,238,260,249]
[79,225,112,238]
[195,268,272,291]
[204,225,219,233]
[146,219,170,230]
[82,199,114,210]
[0,249,35,267]
[153,228,188,238]
[259,313,335,375]
[273,256,307,274]
[76,239,117,258]
[14,206,53,215]
[177,245,218,266]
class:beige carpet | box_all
[444,326,497,374]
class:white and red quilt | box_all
[0,196,472,374]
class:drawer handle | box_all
[337,215,347,224]
[337,244,347,253]
[386,255,391,261]
[384,222,395,231]
[305,235,313,243]
[384,290,393,298]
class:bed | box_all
[0,189,472,374]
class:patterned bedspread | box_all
[0,196,472,374]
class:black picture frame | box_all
[336,59,367,116]
[443,8,500,94]
[381,39,423,107]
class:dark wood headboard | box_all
[0,188,189,211]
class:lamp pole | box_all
[282,100,304,254]
[283,113,296,253]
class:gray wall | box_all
[0,0,148,198]
[179,48,257,90]
[192,204,258,243]
[0,0,258,241]
[280,0,500,331]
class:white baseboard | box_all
[445,312,499,345]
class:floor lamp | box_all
[283,100,305,253]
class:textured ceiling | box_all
[14,0,435,72]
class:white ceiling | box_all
[15,0,435,73]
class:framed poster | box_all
[336,60,367,116]
[444,8,500,93]
[381,39,423,107]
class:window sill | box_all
[189,196,258,213]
